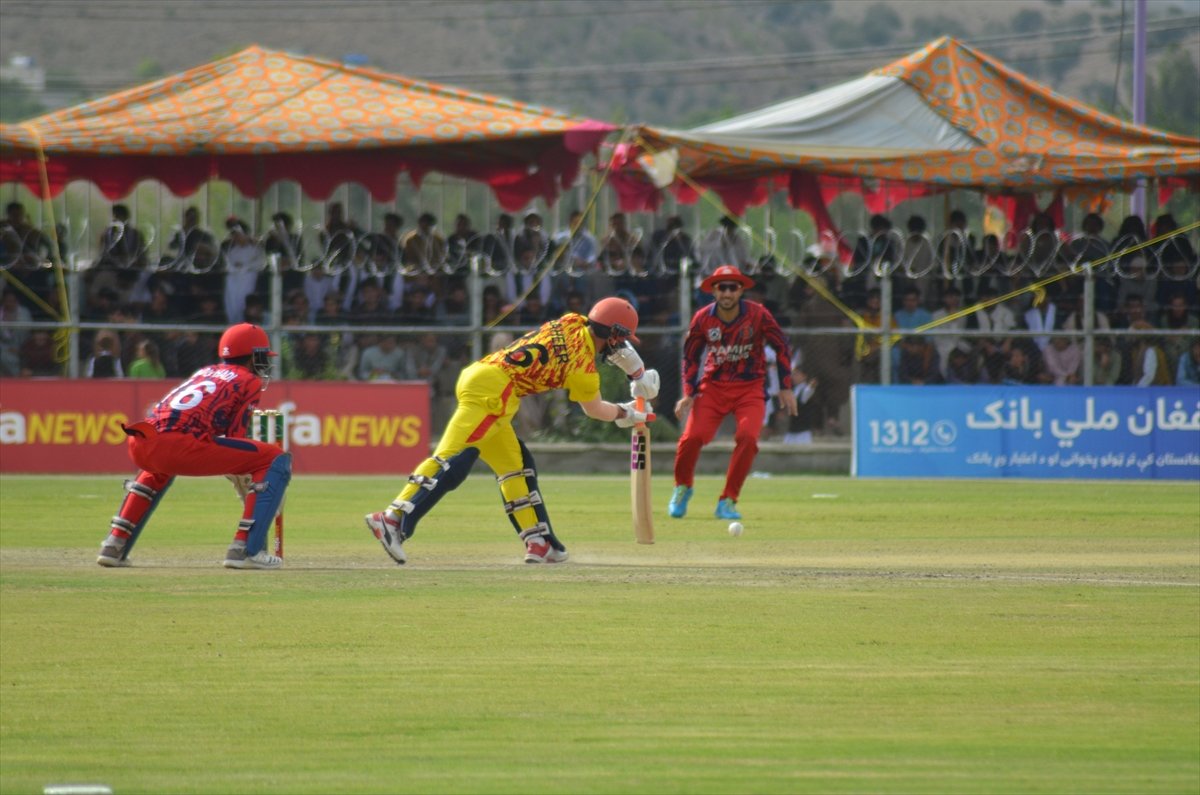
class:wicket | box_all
[250,409,288,558]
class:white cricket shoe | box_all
[365,511,408,565]
[523,536,569,564]
[97,537,130,568]
[223,547,283,570]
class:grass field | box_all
[1,473,1198,795]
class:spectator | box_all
[893,285,931,330]
[408,332,447,385]
[929,286,971,373]
[1176,339,1200,386]
[1092,337,1122,385]
[1153,213,1199,309]
[900,214,935,305]
[222,218,264,324]
[650,215,695,273]
[0,201,49,269]
[90,204,146,305]
[86,333,124,378]
[369,212,404,268]
[600,212,645,273]
[1016,211,1061,275]
[781,364,820,445]
[944,347,979,384]
[1042,335,1082,385]
[696,215,749,274]
[855,288,892,384]
[480,284,504,326]
[553,210,601,304]
[1128,321,1172,386]
[128,339,166,379]
[350,280,392,326]
[896,336,941,385]
[1114,294,1149,330]
[164,206,217,272]
[285,332,339,381]
[1002,344,1043,385]
[357,334,409,381]
[19,330,60,376]
[0,289,32,376]
[507,212,553,306]
[436,279,470,326]
[395,285,436,325]
[264,211,306,295]
[480,213,516,273]
[1156,293,1196,364]
[753,259,790,318]
[446,213,479,272]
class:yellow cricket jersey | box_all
[480,313,600,402]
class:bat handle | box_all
[635,395,646,428]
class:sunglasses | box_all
[715,283,742,293]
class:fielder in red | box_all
[669,265,797,520]
[96,323,292,570]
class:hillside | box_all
[1,0,1198,134]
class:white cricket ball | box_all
[727,521,743,537]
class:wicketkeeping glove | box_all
[605,342,645,378]
[630,368,660,400]
[614,400,655,428]
[226,474,252,500]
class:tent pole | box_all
[1131,0,1147,221]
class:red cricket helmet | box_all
[587,296,640,345]
[218,323,277,381]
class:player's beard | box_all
[717,293,741,311]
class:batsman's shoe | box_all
[524,535,569,564]
[223,546,283,569]
[96,536,130,568]
[714,498,742,520]
[366,511,408,565]
[667,485,693,518]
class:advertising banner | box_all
[853,385,1200,480]
[0,379,430,474]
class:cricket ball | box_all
[727,521,743,537]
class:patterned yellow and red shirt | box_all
[480,313,600,401]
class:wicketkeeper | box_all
[366,296,659,564]
[96,323,293,570]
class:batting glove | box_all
[630,368,660,400]
[605,342,645,378]
[614,400,655,428]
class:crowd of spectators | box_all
[2,200,1197,436]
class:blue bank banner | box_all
[852,385,1200,480]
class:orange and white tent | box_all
[0,45,613,209]
[612,37,1200,213]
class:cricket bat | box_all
[630,396,655,544]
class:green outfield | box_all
[1,474,1197,795]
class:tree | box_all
[0,78,45,122]
[1010,9,1045,34]
[860,3,903,47]
[1148,46,1200,139]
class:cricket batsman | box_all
[668,265,798,520]
[96,323,292,570]
[366,296,659,564]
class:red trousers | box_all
[121,422,282,525]
[673,379,767,501]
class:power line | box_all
[0,0,789,24]
[26,13,1195,96]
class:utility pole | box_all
[1131,0,1148,221]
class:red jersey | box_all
[681,299,793,398]
[148,364,263,440]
